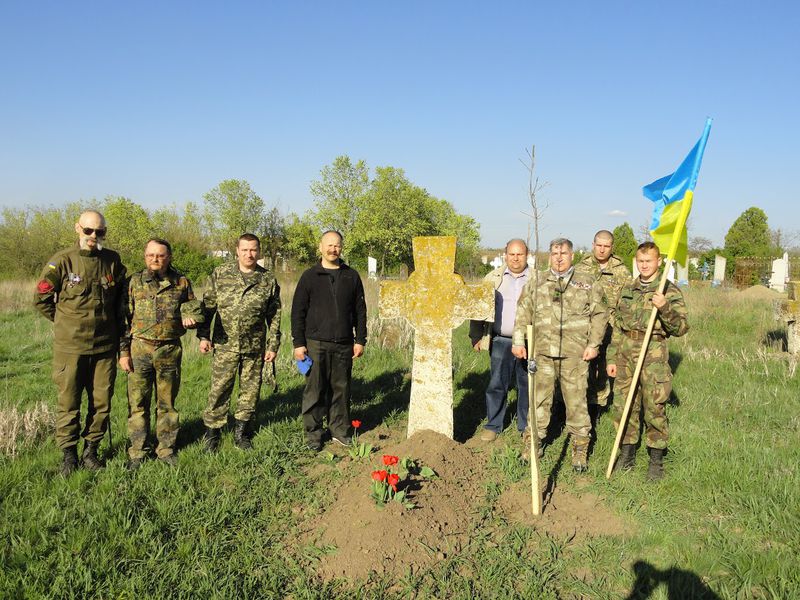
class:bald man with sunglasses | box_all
[35,210,127,475]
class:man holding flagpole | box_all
[606,242,688,480]
[605,117,711,481]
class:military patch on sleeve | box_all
[48,263,57,269]
[37,280,54,294]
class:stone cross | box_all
[380,236,494,439]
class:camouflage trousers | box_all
[612,342,671,449]
[127,338,182,459]
[587,327,613,407]
[530,354,590,441]
[203,350,264,429]
[52,349,116,449]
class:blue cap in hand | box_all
[296,356,313,375]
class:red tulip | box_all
[387,473,400,489]
[371,470,388,482]
[382,455,399,466]
[351,420,362,429]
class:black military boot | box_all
[82,442,104,471]
[203,427,221,453]
[61,447,79,476]
[233,419,253,450]
[647,447,665,481]
[614,444,636,472]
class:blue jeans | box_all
[484,336,529,433]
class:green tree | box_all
[151,202,218,282]
[101,197,153,271]
[423,197,482,276]
[258,206,286,271]
[352,166,437,273]
[283,213,319,267]
[612,222,637,270]
[724,207,772,257]
[203,179,265,252]
[309,155,369,248]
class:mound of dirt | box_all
[298,430,635,582]
[496,481,636,539]
[299,430,486,581]
[738,285,785,300]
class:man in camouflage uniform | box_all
[575,230,631,411]
[119,238,204,469]
[198,233,281,451]
[607,242,689,480]
[34,210,127,475]
[512,238,608,472]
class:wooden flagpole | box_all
[527,324,542,515]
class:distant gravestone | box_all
[770,253,789,293]
[666,261,676,283]
[368,256,378,280]
[398,264,409,280]
[713,255,727,287]
[490,255,504,269]
[677,262,689,287]
[632,258,640,279]
[380,236,494,439]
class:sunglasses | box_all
[81,227,107,237]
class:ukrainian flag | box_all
[643,118,712,266]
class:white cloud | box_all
[607,209,627,217]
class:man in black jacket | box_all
[291,230,368,451]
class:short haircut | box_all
[594,230,614,243]
[636,241,660,255]
[320,229,343,243]
[145,238,172,255]
[238,233,261,248]
[505,238,528,253]
[549,237,573,251]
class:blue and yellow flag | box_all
[643,118,712,266]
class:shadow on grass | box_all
[542,434,570,512]
[350,369,410,432]
[668,351,683,373]
[453,371,490,442]
[625,560,721,599]
[763,329,788,352]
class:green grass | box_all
[1,285,798,598]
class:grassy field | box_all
[1,279,798,599]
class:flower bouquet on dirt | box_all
[348,420,372,460]
[370,454,438,510]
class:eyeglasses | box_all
[81,227,107,237]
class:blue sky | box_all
[1,1,797,249]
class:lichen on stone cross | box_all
[380,236,494,439]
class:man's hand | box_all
[582,346,599,361]
[652,292,667,310]
[264,351,277,362]
[353,343,365,359]
[199,339,213,354]
[607,364,617,377]
[119,356,133,373]
[294,346,308,361]
[472,340,482,352]
[511,345,527,359]
[182,317,197,328]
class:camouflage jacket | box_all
[606,275,689,365]
[34,244,127,355]
[512,267,608,358]
[575,254,631,324]
[197,261,281,355]
[120,266,204,356]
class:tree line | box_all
[607,206,796,277]
[0,155,483,282]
